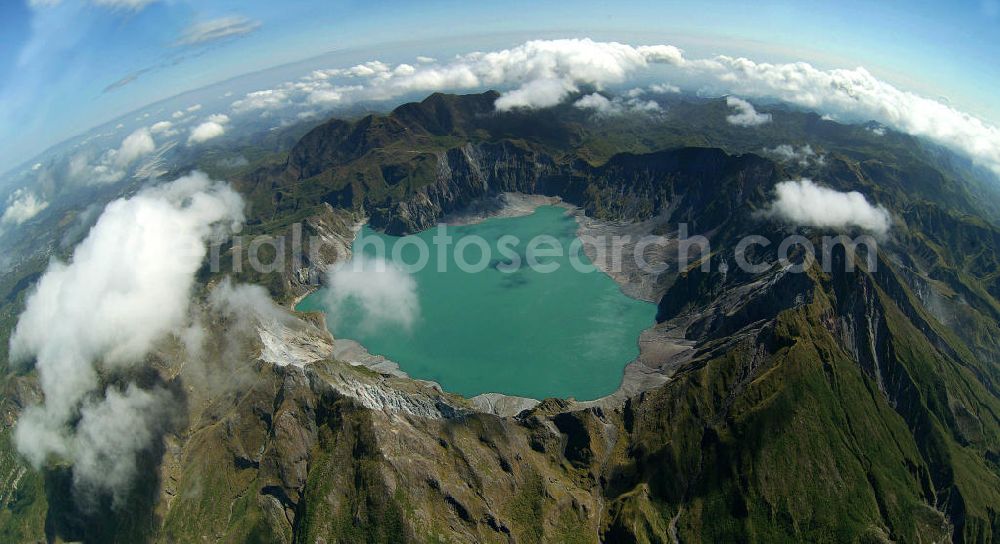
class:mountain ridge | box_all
[1,90,999,542]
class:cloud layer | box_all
[767,179,891,234]
[678,55,1000,174]
[11,171,244,502]
[227,39,1000,176]
[231,38,682,114]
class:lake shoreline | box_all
[296,192,689,416]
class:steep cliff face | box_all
[284,97,780,236]
[370,141,553,234]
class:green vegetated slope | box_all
[0,90,998,542]
[608,259,1000,543]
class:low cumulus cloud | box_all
[573,93,616,113]
[150,120,177,137]
[725,96,772,126]
[765,144,825,167]
[573,91,661,116]
[231,89,292,113]
[11,171,244,503]
[648,83,681,94]
[2,189,49,225]
[323,256,420,333]
[114,126,156,168]
[188,114,230,144]
[766,179,891,235]
[70,127,158,185]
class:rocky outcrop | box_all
[369,141,555,234]
[348,144,778,236]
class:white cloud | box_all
[114,126,156,168]
[765,144,825,167]
[186,103,202,113]
[224,39,1000,176]
[628,98,661,113]
[574,92,616,113]
[766,179,890,235]
[344,60,392,78]
[231,38,682,114]
[68,127,157,185]
[649,83,681,94]
[726,96,772,126]
[232,89,290,113]
[11,172,244,500]
[175,16,261,46]
[496,77,578,110]
[188,114,229,144]
[573,92,661,116]
[306,88,351,106]
[674,55,1000,174]
[323,256,420,333]
[188,122,224,143]
[2,189,49,225]
[171,110,184,119]
[150,120,176,137]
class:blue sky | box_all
[1,0,998,168]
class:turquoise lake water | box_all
[295,206,655,400]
